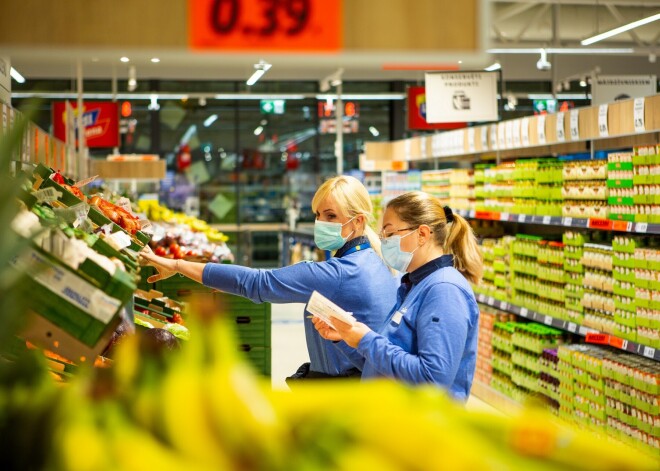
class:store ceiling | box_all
[5,0,660,85]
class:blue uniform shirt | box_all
[202,236,399,376]
[338,254,479,401]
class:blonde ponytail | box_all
[386,191,483,284]
[443,213,483,284]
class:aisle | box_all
[270,303,503,415]
[271,303,309,390]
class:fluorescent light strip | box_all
[11,91,406,101]
[246,69,266,86]
[204,114,218,127]
[180,125,197,145]
[582,12,660,46]
[487,47,634,54]
[10,67,25,83]
[527,93,592,100]
[484,62,501,71]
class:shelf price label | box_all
[567,322,577,333]
[612,220,632,232]
[481,126,489,150]
[543,315,553,326]
[633,97,645,133]
[543,215,551,225]
[499,301,508,311]
[500,212,510,221]
[598,104,609,137]
[518,214,526,223]
[556,112,566,142]
[635,222,648,233]
[586,333,610,345]
[488,296,495,306]
[189,0,341,52]
[643,346,656,359]
[477,294,486,303]
[521,117,530,147]
[569,109,580,140]
[537,114,547,145]
[519,308,528,318]
[467,127,476,153]
[562,217,573,226]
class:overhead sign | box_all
[424,71,498,123]
[406,86,466,131]
[260,99,285,114]
[188,0,341,51]
[591,75,657,106]
[53,101,119,148]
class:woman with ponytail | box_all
[140,176,399,380]
[313,191,483,400]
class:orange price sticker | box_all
[391,161,406,171]
[189,0,342,52]
[612,220,632,232]
[475,211,500,221]
[608,336,625,349]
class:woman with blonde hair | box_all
[140,175,398,380]
[313,191,483,400]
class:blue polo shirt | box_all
[202,236,399,376]
[337,254,479,400]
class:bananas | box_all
[0,318,657,471]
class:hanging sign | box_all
[425,71,499,123]
[188,0,341,52]
[591,75,656,105]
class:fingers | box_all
[147,275,162,283]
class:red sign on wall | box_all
[52,101,119,148]
[407,86,466,131]
[189,0,342,51]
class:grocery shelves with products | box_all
[476,295,660,361]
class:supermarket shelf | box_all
[456,209,660,235]
[470,380,521,416]
[476,293,660,362]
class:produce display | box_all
[421,169,475,211]
[1,317,657,471]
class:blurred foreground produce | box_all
[0,318,657,471]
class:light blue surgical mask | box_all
[314,216,356,251]
[381,229,419,273]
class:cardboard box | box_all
[91,159,166,180]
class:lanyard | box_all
[340,242,371,257]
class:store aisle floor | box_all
[269,303,502,414]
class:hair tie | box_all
[443,206,454,223]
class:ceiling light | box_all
[10,67,25,83]
[151,58,160,63]
[127,66,137,92]
[458,60,463,64]
[120,56,130,63]
[204,114,218,127]
[369,126,380,137]
[253,125,264,136]
[246,61,272,86]
[563,80,570,90]
[148,94,159,111]
[484,62,501,71]
[579,77,587,87]
[180,125,197,146]
[581,12,660,46]
[487,47,634,54]
[536,49,551,70]
[199,97,207,107]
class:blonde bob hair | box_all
[386,191,483,284]
[311,175,383,257]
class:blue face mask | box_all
[314,217,356,251]
[381,229,419,273]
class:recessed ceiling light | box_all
[120,57,130,63]
[458,60,463,64]
[151,58,160,63]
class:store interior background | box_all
[4,0,660,267]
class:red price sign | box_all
[585,333,610,345]
[189,0,342,51]
[588,218,613,230]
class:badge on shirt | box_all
[392,311,404,325]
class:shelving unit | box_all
[454,209,660,235]
[475,295,660,361]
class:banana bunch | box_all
[1,317,658,471]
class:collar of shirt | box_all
[401,254,455,287]
[335,235,371,258]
